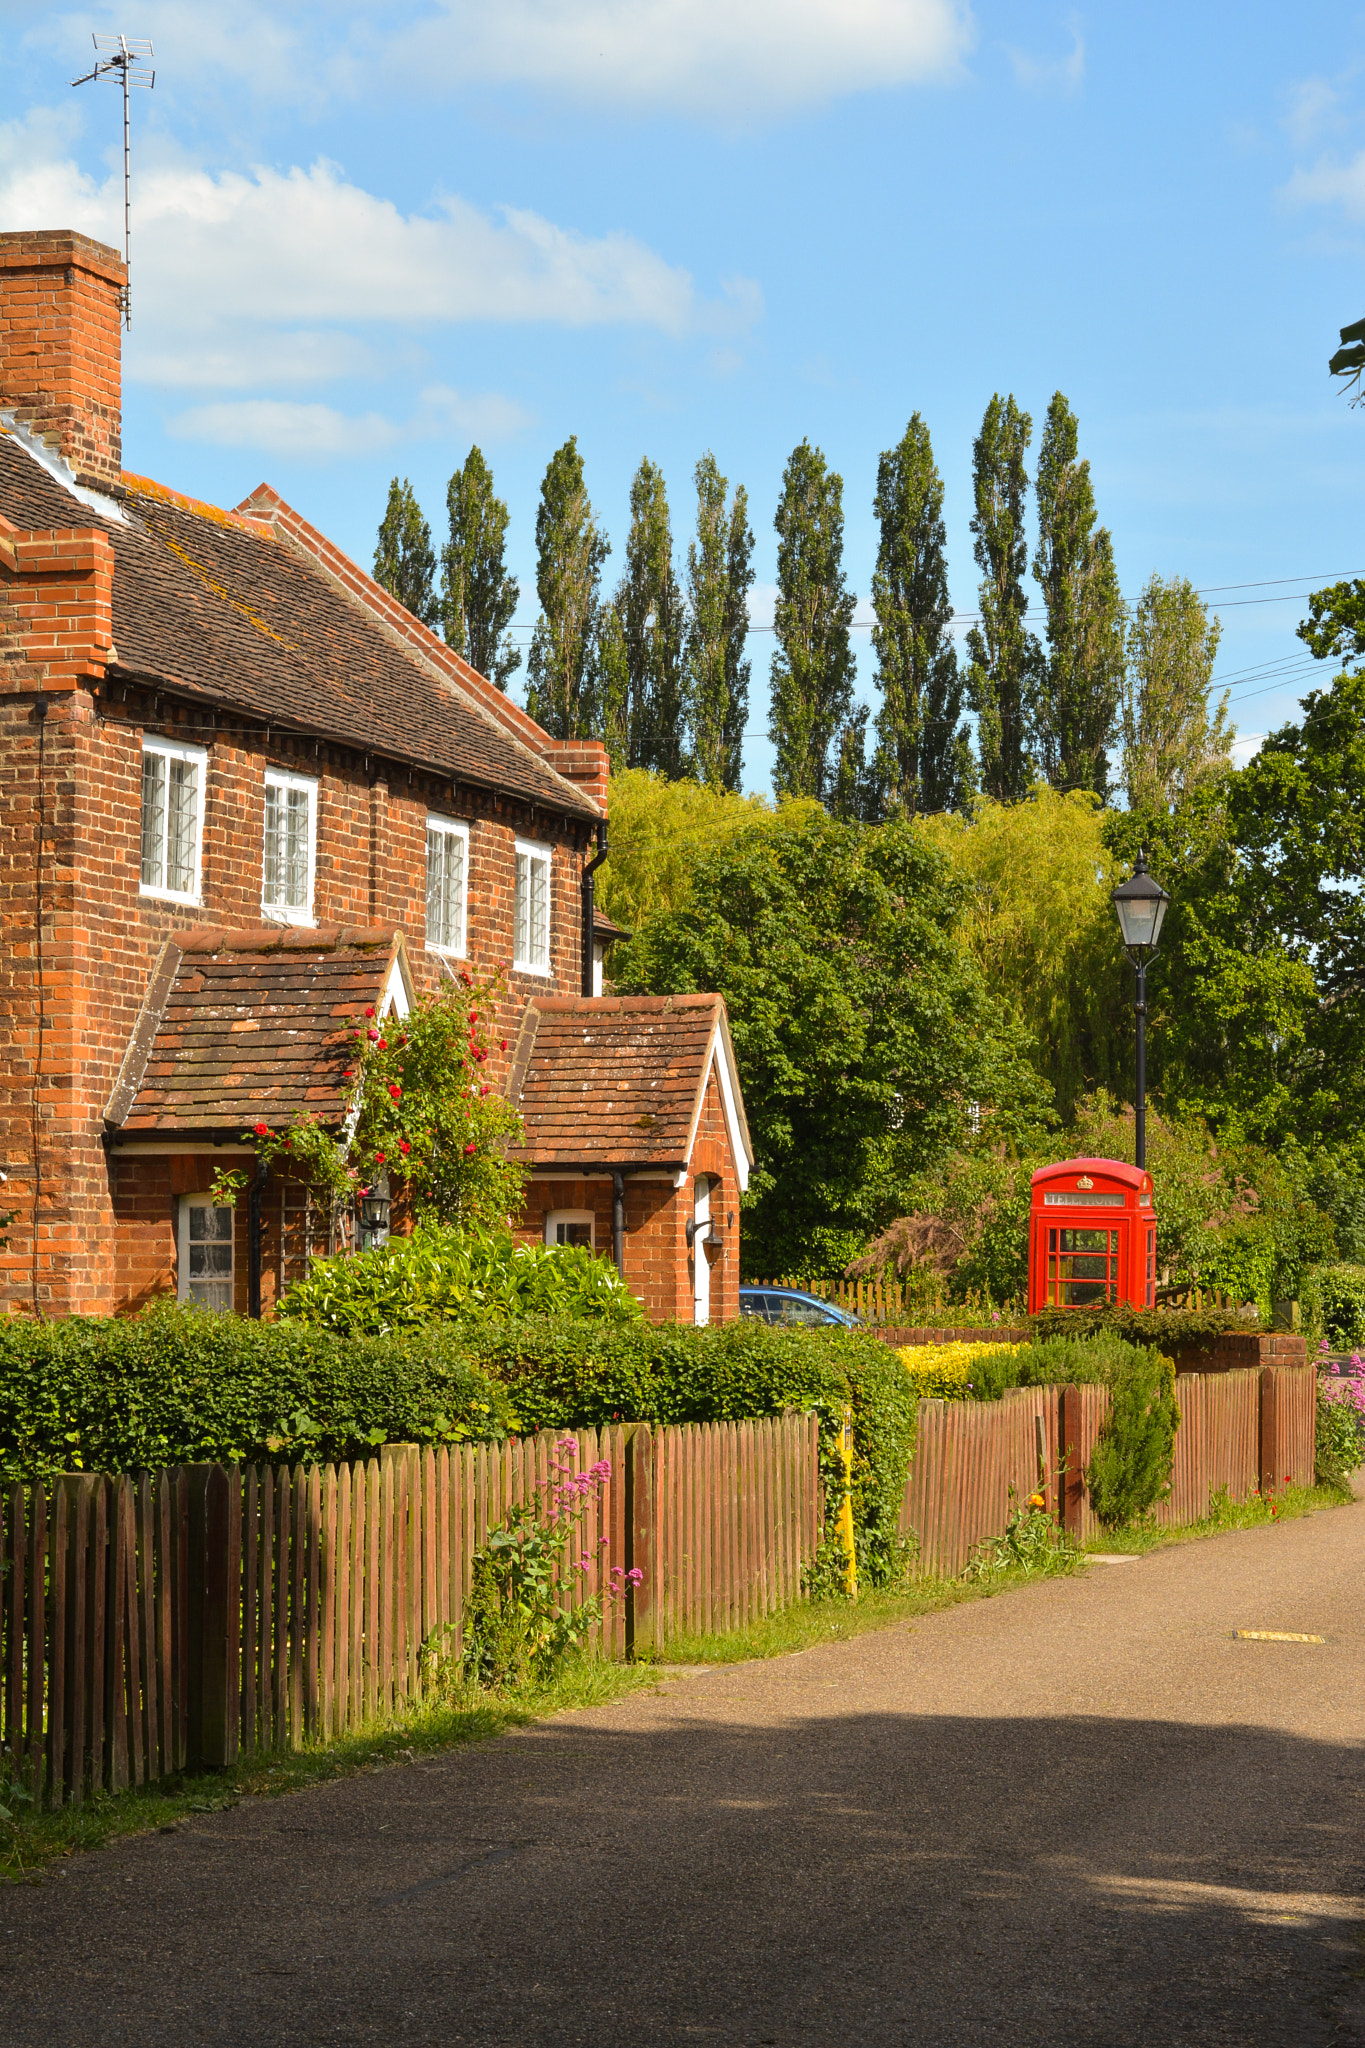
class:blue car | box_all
[739,1286,861,1329]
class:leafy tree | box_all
[686,452,754,791]
[1120,573,1230,809]
[596,768,781,932]
[589,601,631,770]
[1031,392,1126,800]
[871,414,974,817]
[525,437,610,741]
[769,440,857,804]
[615,805,1048,1275]
[374,477,439,629]
[831,706,880,823]
[918,787,1126,1123]
[440,446,520,690]
[964,395,1040,801]
[615,458,688,777]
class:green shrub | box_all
[1029,1302,1253,1347]
[277,1221,643,1335]
[1301,1264,1365,1351]
[1084,1347,1179,1528]
[0,1305,517,1483]
[1315,1370,1365,1490]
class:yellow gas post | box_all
[837,1404,857,1600]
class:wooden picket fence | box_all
[0,1412,820,1808]
[902,1363,1316,1575]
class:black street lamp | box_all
[1111,849,1171,1173]
[358,1174,391,1252]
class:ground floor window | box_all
[545,1209,594,1249]
[178,1196,235,1312]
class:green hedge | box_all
[0,1309,916,1593]
[1301,1264,1365,1351]
[1029,1302,1253,1348]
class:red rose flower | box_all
[399,1139,411,1155]
[375,1151,386,1165]
[376,1038,387,1051]
[342,1068,354,1078]
[464,1141,476,1155]
[254,1122,269,1136]
[365,1006,376,1018]
[367,1029,380,1042]
[388,1083,402,1101]
[500,1039,507,1052]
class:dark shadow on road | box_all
[4,1708,1364,2046]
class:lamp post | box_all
[1110,849,1171,1173]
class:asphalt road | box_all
[3,1490,1363,2048]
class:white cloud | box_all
[168,383,533,457]
[1229,731,1265,768]
[387,0,974,119]
[0,120,757,393]
[1283,150,1365,219]
[1004,15,1084,94]
[1284,76,1347,151]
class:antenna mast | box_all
[71,33,155,329]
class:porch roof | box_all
[105,925,409,1138]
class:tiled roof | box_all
[593,908,632,942]
[107,925,407,1137]
[507,995,749,1169]
[0,431,596,820]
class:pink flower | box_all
[367,1029,380,1043]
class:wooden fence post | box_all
[1060,1385,1084,1536]
[185,1464,241,1769]
[1259,1368,1279,1498]
[627,1426,654,1661]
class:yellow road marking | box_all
[1234,1629,1324,1643]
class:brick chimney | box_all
[0,229,126,491]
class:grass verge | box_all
[0,1655,655,1887]
[1082,1479,1353,1555]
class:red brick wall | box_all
[0,231,126,488]
[516,1067,743,1327]
[0,677,591,1316]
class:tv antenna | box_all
[71,33,155,329]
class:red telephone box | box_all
[1028,1157,1156,1315]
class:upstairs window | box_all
[514,837,551,974]
[262,769,316,924]
[140,736,206,903]
[426,816,469,956]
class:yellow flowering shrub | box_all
[898,1340,1027,1400]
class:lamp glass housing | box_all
[1111,856,1170,953]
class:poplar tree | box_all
[589,601,631,770]
[374,477,439,628]
[1121,573,1230,809]
[440,446,520,690]
[769,439,857,803]
[685,452,754,791]
[964,396,1039,802]
[871,414,974,816]
[525,437,610,742]
[1032,392,1127,800]
[615,458,687,777]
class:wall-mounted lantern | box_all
[358,1173,391,1252]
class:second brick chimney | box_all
[0,229,126,491]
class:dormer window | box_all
[262,768,316,924]
[140,736,205,904]
[513,837,551,974]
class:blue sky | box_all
[4,1,1363,795]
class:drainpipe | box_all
[247,1157,268,1319]
[580,820,608,999]
[612,1169,626,1279]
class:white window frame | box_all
[513,835,553,976]
[425,814,469,959]
[176,1194,235,1313]
[261,767,318,926]
[139,735,206,905]
[545,1208,595,1250]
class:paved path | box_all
[4,1492,1364,2047]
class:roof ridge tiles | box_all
[529,993,719,1016]
[177,923,399,956]
[122,472,276,538]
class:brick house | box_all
[0,226,750,1324]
